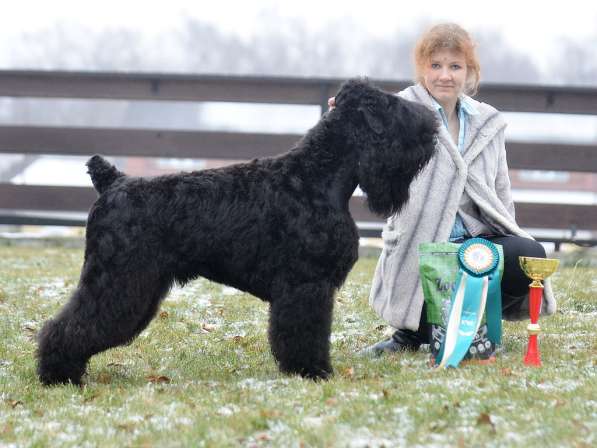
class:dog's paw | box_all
[37,358,86,387]
[300,366,333,381]
[38,371,84,387]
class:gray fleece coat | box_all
[369,84,556,331]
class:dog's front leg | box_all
[268,281,335,380]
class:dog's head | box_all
[333,78,438,217]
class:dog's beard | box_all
[358,155,413,218]
[361,178,411,218]
[358,150,431,218]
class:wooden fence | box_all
[0,70,596,246]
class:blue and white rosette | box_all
[436,238,501,368]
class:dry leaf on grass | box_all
[476,412,496,433]
[255,432,271,441]
[342,367,355,378]
[500,367,513,376]
[117,423,136,432]
[22,325,37,336]
[83,393,100,403]
[457,435,466,448]
[6,399,23,409]
[147,375,171,384]
[107,362,125,368]
[97,372,113,384]
[259,409,281,418]
[202,323,218,332]
[430,420,447,432]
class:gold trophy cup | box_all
[519,256,559,366]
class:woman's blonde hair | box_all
[414,23,481,96]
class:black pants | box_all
[412,235,546,343]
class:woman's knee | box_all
[498,236,547,296]
[493,235,546,259]
[516,237,546,259]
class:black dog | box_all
[37,79,437,385]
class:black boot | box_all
[359,304,431,357]
[359,329,428,357]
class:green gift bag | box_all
[419,241,504,365]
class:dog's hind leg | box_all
[268,281,335,380]
[37,262,172,386]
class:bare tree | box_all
[552,35,597,85]
[474,31,542,84]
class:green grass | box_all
[0,244,595,447]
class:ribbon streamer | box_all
[436,238,500,368]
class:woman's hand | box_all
[327,97,336,110]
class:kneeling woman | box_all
[364,23,555,355]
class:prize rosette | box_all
[436,238,501,368]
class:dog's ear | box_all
[358,104,384,135]
[335,78,371,107]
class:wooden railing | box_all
[0,70,596,246]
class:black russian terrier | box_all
[37,79,437,385]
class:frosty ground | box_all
[0,245,595,447]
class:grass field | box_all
[0,244,595,447]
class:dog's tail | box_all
[86,155,125,194]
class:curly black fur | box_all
[36,79,437,385]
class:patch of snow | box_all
[534,379,583,392]
[336,425,395,448]
[216,405,239,417]
[222,286,241,296]
[302,416,325,428]
[32,278,69,301]
[236,377,290,392]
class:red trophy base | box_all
[524,334,541,366]
[524,285,543,367]
[520,256,558,368]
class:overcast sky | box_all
[1,0,596,73]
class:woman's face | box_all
[422,48,468,105]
